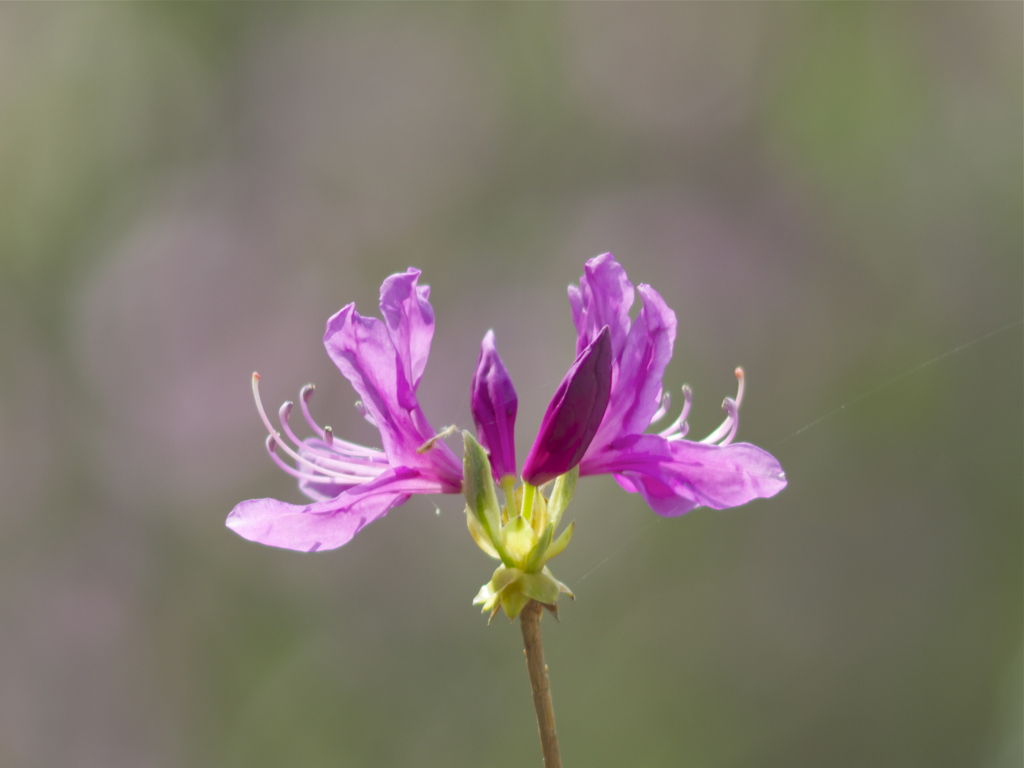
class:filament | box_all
[700,369,744,445]
[649,391,671,425]
[265,435,353,487]
[251,373,385,483]
[659,384,693,439]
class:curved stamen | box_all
[649,391,672,425]
[252,373,381,483]
[700,369,744,445]
[282,395,377,466]
[719,398,740,446]
[278,401,305,449]
[299,383,325,438]
[660,384,693,439]
[295,447,386,477]
[298,383,382,458]
[265,435,358,487]
[304,439,389,466]
[699,399,734,445]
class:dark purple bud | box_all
[471,330,519,480]
[522,326,612,486]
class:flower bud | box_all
[522,325,612,486]
[470,330,519,480]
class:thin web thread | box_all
[770,317,1023,450]
[570,317,1023,584]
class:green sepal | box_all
[465,505,500,560]
[472,563,574,621]
[462,432,514,566]
[473,565,521,604]
[546,466,578,529]
[500,587,531,620]
[500,514,535,564]
[523,522,554,573]
[517,571,561,605]
[543,566,575,600]
[543,519,575,563]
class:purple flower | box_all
[227,269,462,552]
[468,253,785,514]
[231,256,785,557]
[571,253,786,515]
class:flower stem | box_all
[519,601,562,768]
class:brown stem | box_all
[519,601,562,768]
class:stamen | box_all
[417,425,457,454]
[299,383,325,438]
[278,401,305,448]
[297,384,382,459]
[719,399,740,446]
[265,434,354,486]
[280,402,379,473]
[700,401,733,445]
[649,391,671,425]
[700,371,744,445]
[251,373,380,483]
[679,385,693,424]
[659,384,693,439]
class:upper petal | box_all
[581,434,787,515]
[379,269,434,394]
[589,283,677,449]
[324,303,418,459]
[323,282,461,483]
[471,330,518,480]
[569,253,635,359]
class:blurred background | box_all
[0,4,1020,768]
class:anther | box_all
[323,426,334,447]
[734,368,745,408]
[417,425,457,454]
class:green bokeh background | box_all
[0,5,1020,768]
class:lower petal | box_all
[613,472,699,517]
[227,492,408,552]
[226,467,452,552]
[583,434,787,515]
